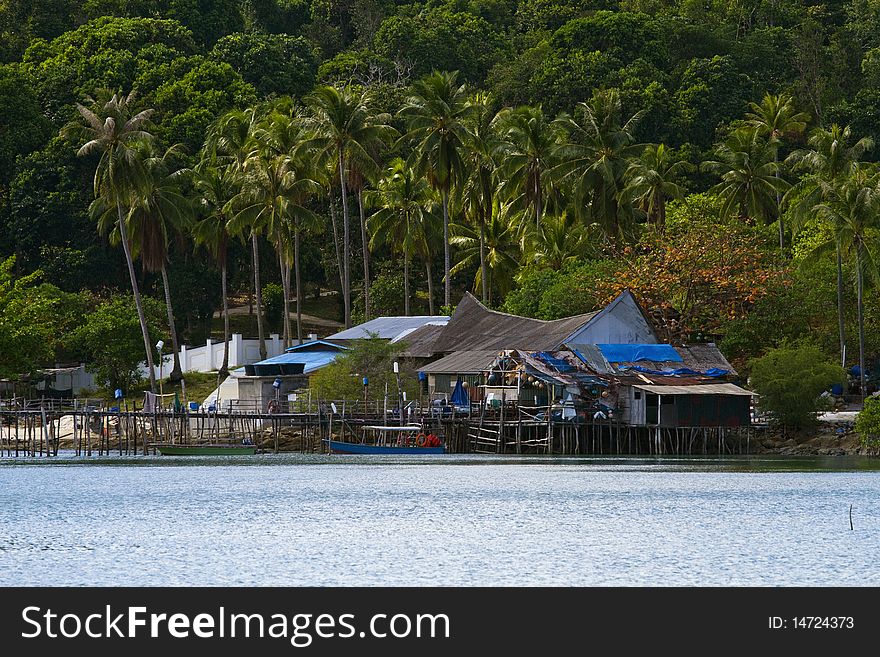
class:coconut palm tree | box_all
[115,141,192,383]
[450,200,521,305]
[523,211,596,270]
[786,124,874,367]
[745,93,810,249]
[192,161,235,378]
[460,91,499,303]
[68,90,158,391]
[703,128,789,224]
[554,89,644,239]
[493,104,566,233]
[207,108,268,359]
[624,144,688,232]
[813,168,880,397]
[367,158,438,315]
[229,110,322,348]
[304,86,395,327]
[400,70,473,308]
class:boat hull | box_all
[154,444,257,456]
[323,439,445,455]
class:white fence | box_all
[45,333,299,395]
[140,333,288,380]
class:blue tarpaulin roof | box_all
[597,344,683,363]
[255,348,344,374]
[622,365,729,378]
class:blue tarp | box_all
[451,376,469,407]
[597,344,683,363]
[532,351,576,372]
[622,365,729,378]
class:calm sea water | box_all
[1,454,878,586]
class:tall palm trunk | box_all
[160,265,183,382]
[117,204,156,392]
[295,221,302,344]
[338,150,351,328]
[857,249,866,399]
[535,175,542,232]
[358,190,370,320]
[836,244,847,369]
[442,187,451,308]
[658,195,667,233]
[280,252,291,350]
[252,234,266,360]
[425,260,435,315]
[329,190,345,300]
[403,254,410,316]
[219,261,230,378]
[479,218,488,304]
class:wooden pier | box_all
[0,397,755,458]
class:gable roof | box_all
[417,350,501,374]
[430,293,599,353]
[284,340,347,353]
[326,315,449,341]
[394,323,447,358]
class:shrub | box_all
[262,282,284,325]
[748,345,845,429]
[856,397,880,450]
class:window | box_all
[634,391,642,400]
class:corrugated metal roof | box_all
[418,350,500,374]
[327,315,449,340]
[255,349,343,374]
[431,293,598,353]
[395,323,447,358]
[632,383,754,396]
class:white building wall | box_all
[568,292,657,344]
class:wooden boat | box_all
[323,425,445,455]
[153,443,257,456]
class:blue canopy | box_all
[623,365,729,378]
[597,344,683,363]
[451,376,469,407]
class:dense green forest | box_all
[1,0,879,394]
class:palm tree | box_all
[207,108,268,359]
[745,93,810,249]
[68,90,158,392]
[367,158,438,315]
[192,162,235,378]
[400,70,473,308]
[229,110,322,348]
[493,104,566,232]
[786,124,874,367]
[554,89,644,239]
[117,141,192,383]
[460,91,498,303]
[624,144,688,232]
[703,128,788,224]
[813,169,880,397]
[450,200,521,305]
[304,86,395,327]
[523,211,595,270]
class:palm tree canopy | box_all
[703,128,788,223]
[399,70,473,193]
[745,93,810,143]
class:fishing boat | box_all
[153,442,257,456]
[324,425,445,455]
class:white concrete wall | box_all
[141,333,284,380]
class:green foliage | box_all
[309,336,420,401]
[0,256,89,376]
[211,32,317,97]
[373,8,504,82]
[262,282,284,324]
[0,65,52,186]
[365,267,406,316]
[70,294,166,391]
[748,345,845,429]
[855,396,880,449]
